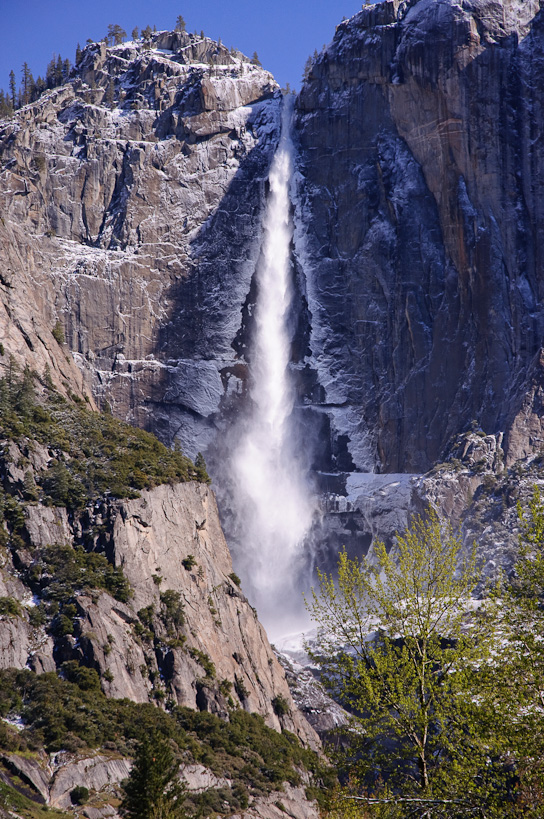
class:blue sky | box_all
[1,0,366,94]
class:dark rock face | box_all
[295,0,544,473]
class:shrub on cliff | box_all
[0,668,328,812]
[0,365,210,512]
[30,543,132,605]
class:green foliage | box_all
[62,662,102,692]
[70,786,89,805]
[307,511,504,814]
[228,572,241,587]
[0,778,66,819]
[175,15,186,32]
[193,451,209,482]
[30,543,131,605]
[22,470,39,501]
[489,487,544,813]
[271,695,289,717]
[51,321,65,344]
[160,590,185,630]
[120,734,187,819]
[0,367,210,512]
[188,648,215,679]
[234,675,249,702]
[0,597,22,618]
[181,554,197,571]
[105,24,127,46]
[0,668,325,807]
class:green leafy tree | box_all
[489,488,544,814]
[120,735,187,819]
[307,512,505,816]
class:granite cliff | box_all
[2,3,542,531]
[295,0,544,477]
[0,377,321,817]
[0,29,279,458]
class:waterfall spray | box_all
[231,96,315,638]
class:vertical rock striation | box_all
[295,0,544,474]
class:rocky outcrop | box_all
[0,476,318,750]
[295,0,544,474]
[0,30,279,457]
[0,750,320,819]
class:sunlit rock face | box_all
[295,0,544,474]
[0,31,280,458]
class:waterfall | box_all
[230,95,315,638]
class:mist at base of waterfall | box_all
[229,95,317,640]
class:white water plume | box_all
[231,96,316,638]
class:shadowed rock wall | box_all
[295,0,544,473]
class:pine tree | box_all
[45,57,56,89]
[131,27,139,41]
[0,90,13,118]
[34,76,46,100]
[55,55,63,85]
[9,70,16,109]
[120,735,186,819]
[21,62,34,106]
[175,15,186,32]
[14,365,35,417]
[106,24,127,46]
[23,470,39,501]
[62,58,72,82]
[75,43,82,65]
[250,51,261,67]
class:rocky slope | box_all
[295,0,544,477]
[0,375,321,817]
[0,438,318,748]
